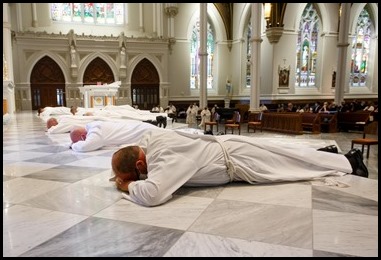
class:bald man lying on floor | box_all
[46,115,131,134]
[69,119,210,152]
[69,120,159,152]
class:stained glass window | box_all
[246,21,252,88]
[51,3,124,25]
[295,3,319,87]
[350,7,371,87]
[72,3,82,22]
[190,19,215,89]
[96,3,106,24]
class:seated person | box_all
[110,129,369,207]
[198,106,211,129]
[165,104,177,123]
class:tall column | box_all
[335,3,351,104]
[3,4,14,83]
[165,4,178,54]
[139,3,144,32]
[199,3,208,109]
[249,3,262,112]
[165,3,178,38]
[16,3,23,31]
[152,3,157,37]
[3,3,15,114]
[31,3,38,27]
[157,3,163,38]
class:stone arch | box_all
[130,58,160,110]
[83,57,115,85]
[77,52,118,83]
[30,56,66,109]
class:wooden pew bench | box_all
[337,112,371,132]
[319,112,338,133]
[301,112,320,134]
[262,112,303,135]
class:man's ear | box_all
[136,158,147,172]
[136,160,144,170]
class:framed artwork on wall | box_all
[278,65,290,87]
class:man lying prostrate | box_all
[70,120,159,152]
[39,106,99,123]
[46,117,59,130]
[110,129,369,207]
[70,106,99,116]
[38,106,72,117]
[46,115,128,134]
[102,104,170,125]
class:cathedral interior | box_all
[3,3,378,257]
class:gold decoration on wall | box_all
[3,53,9,81]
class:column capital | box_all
[250,37,263,43]
[337,43,350,47]
[265,27,284,44]
[165,6,178,18]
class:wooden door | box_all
[31,56,66,110]
[83,57,114,85]
[131,58,160,110]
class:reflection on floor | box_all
[3,112,378,257]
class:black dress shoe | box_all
[317,145,338,153]
[143,120,158,126]
[204,130,213,135]
[344,148,369,178]
[156,116,166,128]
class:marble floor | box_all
[3,112,378,257]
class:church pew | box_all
[301,112,320,134]
[337,111,371,132]
[262,112,303,135]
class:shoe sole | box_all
[317,145,338,153]
[352,150,369,178]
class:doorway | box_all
[30,56,66,110]
[131,58,160,110]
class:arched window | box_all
[51,3,124,25]
[295,3,319,87]
[246,20,252,88]
[350,7,371,87]
[190,19,215,89]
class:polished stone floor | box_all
[3,112,378,257]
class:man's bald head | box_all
[70,127,87,143]
[46,117,58,129]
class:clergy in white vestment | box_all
[38,106,72,118]
[112,129,355,207]
[198,106,211,129]
[101,105,169,122]
[70,120,159,152]
[47,115,129,134]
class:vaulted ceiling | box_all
[214,3,287,41]
[214,3,234,41]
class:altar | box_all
[79,81,121,108]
